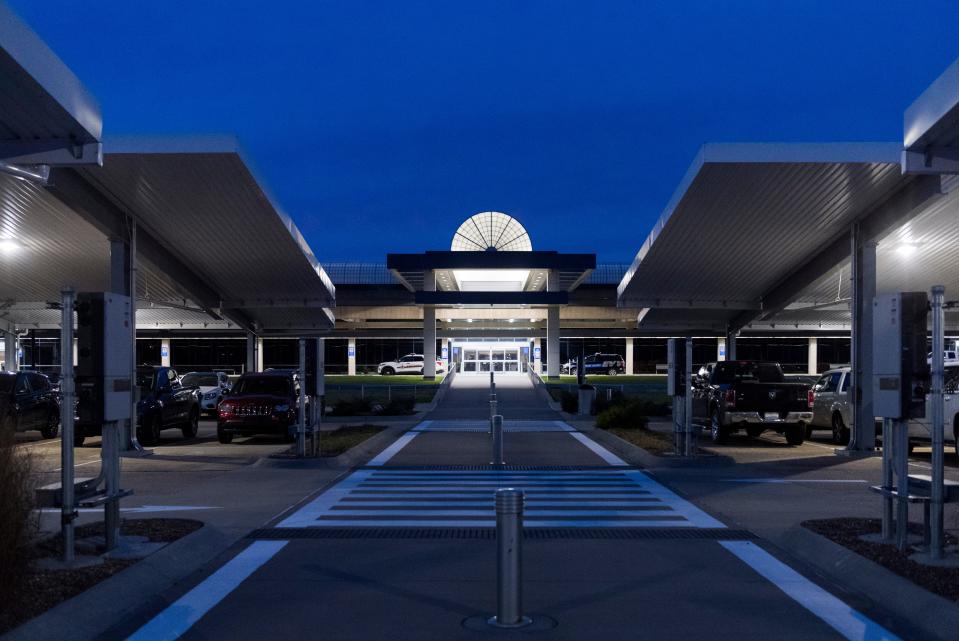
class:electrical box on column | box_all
[76,292,133,425]
[873,292,929,420]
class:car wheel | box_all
[138,416,161,446]
[785,423,805,446]
[181,408,199,439]
[40,410,60,439]
[381,367,394,376]
[216,427,233,444]
[832,413,850,445]
[710,409,728,444]
[804,424,814,440]
[745,425,764,439]
[608,368,617,376]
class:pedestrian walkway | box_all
[428,374,559,421]
[412,419,573,432]
[276,465,724,528]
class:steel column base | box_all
[487,615,533,629]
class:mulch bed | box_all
[803,517,959,605]
[271,424,385,459]
[0,518,202,635]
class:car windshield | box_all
[232,376,291,396]
[182,373,218,387]
[0,374,14,395]
[712,362,784,384]
[136,370,156,392]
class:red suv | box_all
[216,371,302,444]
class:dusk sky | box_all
[11,1,959,262]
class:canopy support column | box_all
[848,224,877,451]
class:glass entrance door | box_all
[459,346,524,374]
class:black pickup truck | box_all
[75,365,200,446]
[692,360,813,446]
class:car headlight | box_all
[203,391,219,400]
[274,403,290,413]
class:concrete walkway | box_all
[105,385,918,641]
[427,374,559,421]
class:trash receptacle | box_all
[577,384,596,416]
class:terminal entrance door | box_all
[456,341,528,374]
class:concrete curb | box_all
[773,525,959,641]
[2,524,235,641]
[584,424,735,468]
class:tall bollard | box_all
[489,488,531,629]
[491,415,504,465]
[489,393,497,434]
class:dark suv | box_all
[217,371,302,444]
[569,353,627,376]
[0,371,60,439]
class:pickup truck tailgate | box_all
[733,382,809,414]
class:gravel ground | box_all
[803,517,959,605]
[0,519,202,635]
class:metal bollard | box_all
[489,488,531,628]
[489,393,497,434]
[491,415,504,465]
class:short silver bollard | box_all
[489,488,531,629]
[491,415,504,465]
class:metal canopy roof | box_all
[0,1,101,164]
[74,136,335,334]
[618,143,942,332]
[903,58,959,175]
[0,136,335,335]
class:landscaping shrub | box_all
[0,430,36,603]
[375,397,416,416]
[558,390,578,413]
[329,396,374,416]
[595,398,650,431]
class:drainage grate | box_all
[247,527,755,541]
[365,465,637,472]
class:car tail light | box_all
[807,389,815,409]
[724,389,736,409]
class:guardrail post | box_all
[489,488,531,628]
[491,415,504,465]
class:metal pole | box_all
[930,285,945,558]
[685,337,694,456]
[297,338,306,457]
[489,488,531,629]
[881,418,894,542]
[896,419,910,551]
[491,415,504,465]
[489,393,497,435]
[60,289,76,564]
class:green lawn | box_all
[319,425,385,457]
[325,374,444,385]
[554,374,664,384]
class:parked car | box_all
[697,362,716,380]
[692,360,813,445]
[0,371,59,439]
[75,366,201,446]
[566,353,626,376]
[377,354,444,376]
[181,371,232,416]
[908,362,959,455]
[217,370,304,443]
[928,350,959,364]
[810,367,853,443]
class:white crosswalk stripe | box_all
[412,420,574,432]
[278,469,724,529]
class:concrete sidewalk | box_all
[428,375,561,421]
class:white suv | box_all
[810,367,853,443]
[377,354,444,376]
[908,362,959,455]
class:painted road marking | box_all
[278,468,723,528]
[720,479,868,484]
[568,431,628,465]
[366,431,419,466]
[126,540,287,641]
[719,541,903,641]
[39,505,220,514]
[412,419,575,432]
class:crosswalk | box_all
[412,420,574,432]
[277,468,724,529]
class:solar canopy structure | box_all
[617,143,944,333]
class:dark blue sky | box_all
[12,1,959,262]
